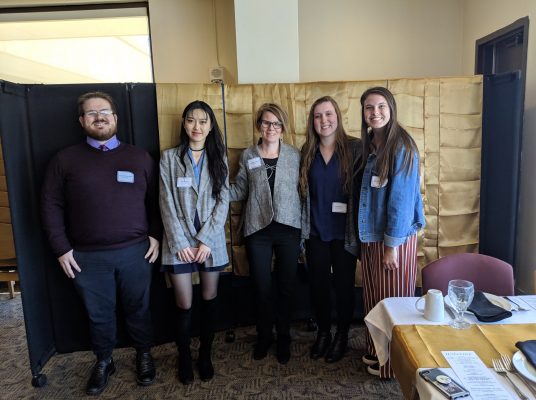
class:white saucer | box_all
[444,292,512,314]
[513,350,536,383]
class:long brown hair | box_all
[359,87,418,184]
[299,96,354,198]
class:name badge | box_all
[332,202,347,213]
[117,171,134,183]
[247,157,262,170]
[371,176,388,188]
[177,177,192,188]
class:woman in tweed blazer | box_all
[230,103,302,365]
[159,101,229,385]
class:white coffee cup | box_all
[415,289,445,322]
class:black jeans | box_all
[245,221,301,341]
[73,239,153,360]
[306,237,357,333]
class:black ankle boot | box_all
[198,298,217,381]
[276,334,291,364]
[176,307,194,385]
[86,357,115,396]
[135,351,155,386]
[325,331,348,363]
[310,331,332,360]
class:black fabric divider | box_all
[479,72,523,266]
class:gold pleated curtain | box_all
[156,77,483,286]
[0,142,16,260]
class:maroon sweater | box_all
[41,142,161,257]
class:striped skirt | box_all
[362,234,418,379]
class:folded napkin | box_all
[467,290,512,322]
[516,340,536,369]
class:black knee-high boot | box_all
[198,297,217,381]
[176,307,193,385]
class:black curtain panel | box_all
[0,81,180,381]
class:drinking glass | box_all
[447,279,474,329]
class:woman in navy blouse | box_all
[358,87,424,378]
[299,96,361,363]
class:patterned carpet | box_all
[0,293,404,399]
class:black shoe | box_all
[325,331,348,363]
[276,335,291,364]
[198,347,214,381]
[310,331,332,360]
[253,339,272,360]
[86,358,116,396]
[178,350,194,385]
[136,351,156,386]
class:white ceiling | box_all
[0,15,153,84]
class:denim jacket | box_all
[357,146,425,247]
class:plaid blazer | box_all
[159,146,229,267]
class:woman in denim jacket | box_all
[358,87,425,378]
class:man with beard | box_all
[41,91,161,396]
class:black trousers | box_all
[245,221,301,341]
[73,239,154,360]
[305,236,357,333]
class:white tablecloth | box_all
[363,296,536,400]
[364,296,536,366]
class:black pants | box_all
[306,237,357,333]
[245,221,301,341]
[73,239,154,360]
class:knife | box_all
[444,304,456,319]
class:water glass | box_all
[447,279,474,329]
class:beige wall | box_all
[298,0,464,82]
[148,0,237,84]
[461,0,536,294]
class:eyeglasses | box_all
[260,120,283,129]
[83,109,114,118]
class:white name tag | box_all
[117,171,134,183]
[332,202,347,213]
[371,176,388,188]
[247,157,262,170]
[177,177,192,188]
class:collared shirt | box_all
[86,135,120,150]
[358,146,425,246]
[308,148,348,241]
[187,148,205,189]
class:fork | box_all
[501,354,536,397]
[492,358,529,399]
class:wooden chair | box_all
[422,253,515,296]
[0,258,18,299]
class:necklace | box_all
[189,147,205,152]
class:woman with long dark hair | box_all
[159,100,229,384]
[358,87,424,378]
[299,96,361,363]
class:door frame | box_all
[475,16,529,101]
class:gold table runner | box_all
[390,324,536,399]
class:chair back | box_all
[422,253,514,296]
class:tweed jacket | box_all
[230,142,302,237]
[159,146,229,267]
[301,137,362,258]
